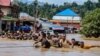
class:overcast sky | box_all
[20,0,98,5]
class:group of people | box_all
[1,21,42,40]
[1,31,36,40]
[0,21,85,49]
[0,28,85,49]
[33,31,85,49]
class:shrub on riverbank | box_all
[81,8,100,38]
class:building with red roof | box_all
[0,0,11,15]
[0,0,11,6]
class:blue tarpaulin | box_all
[15,26,20,31]
[15,25,31,32]
[20,25,31,31]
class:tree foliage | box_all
[11,4,20,18]
[81,8,100,38]
[17,0,100,19]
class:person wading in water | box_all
[59,35,72,48]
[34,31,51,48]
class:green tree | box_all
[11,4,20,18]
[17,0,100,20]
[81,8,100,38]
[84,0,96,10]
[96,0,100,8]
[71,2,79,13]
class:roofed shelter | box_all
[51,9,81,33]
[53,9,81,21]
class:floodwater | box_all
[0,34,100,56]
[66,34,83,41]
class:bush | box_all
[81,8,100,38]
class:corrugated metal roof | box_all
[38,19,64,29]
[56,9,78,16]
[19,12,35,21]
[0,0,11,6]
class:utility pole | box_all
[0,8,3,35]
[72,16,74,33]
[33,0,38,32]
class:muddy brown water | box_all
[0,34,100,56]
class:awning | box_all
[50,20,80,23]
[49,25,64,30]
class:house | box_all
[51,9,81,33]
[0,0,11,16]
[0,0,20,31]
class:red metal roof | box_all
[0,0,11,6]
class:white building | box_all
[53,9,81,21]
[51,9,81,31]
